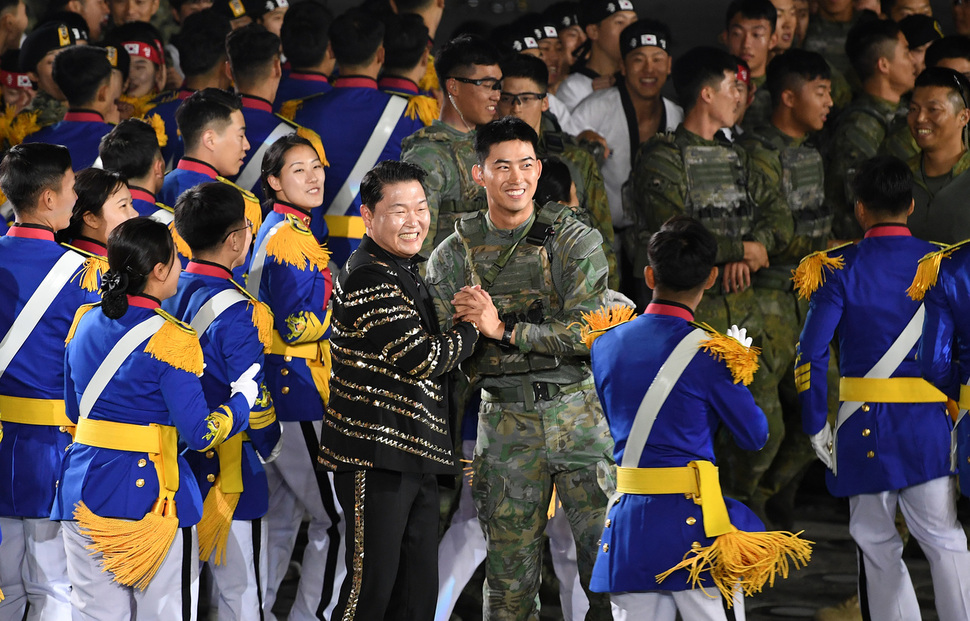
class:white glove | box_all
[726,324,752,348]
[606,289,636,309]
[810,424,834,470]
[230,363,261,409]
[257,423,285,465]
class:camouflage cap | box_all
[19,21,78,74]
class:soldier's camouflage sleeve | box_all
[426,232,468,331]
[401,136,459,258]
[825,112,885,239]
[744,148,794,257]
[568,147,617,289]
[514,223,608,357]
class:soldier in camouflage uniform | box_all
[401,35,501,257]
[496,53,617,289]
[14,21,78,134]
[723,0,779,134]
[801,0,859,80]
[826,18,915,239]
[626,46,793,504]
[427,117,614,621]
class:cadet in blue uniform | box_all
[275,2,333,113]
[796,156,970,621]
[0,144,98,620]
[24,46,122,168]
[164,183,282,621]
[292,9,424,265]
[589,216,810,619]
[249,134,341,621]
[100,119,173,224]
[377,12,439,120]
[225,24,325,199]
[53,217,261,621]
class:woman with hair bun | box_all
[52,217,261,620]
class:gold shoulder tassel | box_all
[696,323,760,386]
[295,126,329,167]
[8,109,39,146]
[579,304,637,349]
[65,303,99,344]
[418,56,439,92]
[278,99,301,121]
[405,95,440,127]
[266,216,331,272]
[906,242,968,301]
[169,222,193,260]
[656,527,814,605]
[146,113,168,148]
[144,310,204,375]
[248,300,273,350]
[791,245,850,301]
[197,435,244,565]
[77,255,108,292]
[217,177,264,234]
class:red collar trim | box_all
[127,295,160,309]
[864,224,911,238]
[645,302,694,321]
[178,88,194,100]
[129,187,155,203]
[176,158,219,178]
[273,201,311,225]
[378,76,418,94]
[334,76,378,90]
[241,95,273,113]
[186,260,232,279]
[289,71,329,83]
[72,238,107,255]
[64,110,105,122]
[7,224,54,241]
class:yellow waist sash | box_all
[839,377,947,403]
[270,331,320,361]
[323,215,365,239]
[74,418,179,497]
[957,385,970,410]
[0,395,72,428]
[616,461,732,538]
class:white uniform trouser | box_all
[850,475,970,621]
[610,589,745,621]
[263,420,344,621]
[204,518,268,621]
[62,520,199,621]
[435,440,589,621]
[0,516,71,620]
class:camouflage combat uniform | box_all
[879,94,918,163]
[626,124,793,502]
[741,74,772,133]
[427,201,615,621]
[19,91,66,133]
[400,121,486,257]
[908,149,970,243]
[802,12,860,84]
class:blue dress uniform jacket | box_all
[164,261,281,519]
[52,296,253,527]
[251,202,332,422]
[23,111,114,169]
[274,72,331,113]
[160,157,219,207]
[232,95,304,199]
[0,225,98,517]
[150,88,192,167]
[293,76,424,266]
[130,187,174,223]
[589,303,768,593]
[797,225,952,498]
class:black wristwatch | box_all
[500,323,514,346]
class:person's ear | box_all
[644,265,655,289]
[472,163,485,188]
[705,266,718,290]
[854,200,867,228]
[153,156,165,180]
[906,198,915,217]
[375,45,386,67]
[267,174,283,192]
[360,204,374,228]
[224,60,234,85]
[82,210,100,230]
[876,55,891,77]
[781,88,796,110]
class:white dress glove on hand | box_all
[258,423,285,465]
[230,363,261,409]
[726,324,753,348]
[606,289,636,309]
[810,424,834,470]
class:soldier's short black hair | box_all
[499,54,549,91]
[60,168,127,243]
[175,182,246,252]
[648,216,717,292]
[725,0,777,33]
[53,46,114,108]
[765,49,832,109]
[474,116,539,164]
[330,8,385,68]
[359,160,427,211]
[176,88,243,152]
[846,17,902,83]
[171,9,232,78]
[435,35,501,80]
[226,24,281,87]
[535,156,572,205]
[672,46,738,113]
[260,134,320,200]
[99,119,162,182]
[851,155,913,216]
[914,66,970,111]
[382,13,430,73]
[925,35,970,68]
[0,143,72,215]
[281,1,333,70]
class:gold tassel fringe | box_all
[77,256,108,292]
[907,249,948,301]
[65,303,97,344]
[278,99,301,121]
[244,195,262,236]
[405,95,440,126]
[146,113,168,148]
[791,251,844,301]
[7,109,40,146]
[697,323,760,386]
[74,500,179,591]
[248,299,273,350]
[296,126,329,167]
[120,93,156,120]
[579,304,637,349]
[197,483,240,565]
[267,217,331,272]
[144,316,204,375]
[655,528,813,606]
[419,57,439,92]
[170,222,193,260]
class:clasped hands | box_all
[722,241,769,294]
[451,285,505,340]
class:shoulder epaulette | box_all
[791,241,855,301]
[692,322,760,386]
[145,113,167,148]
[154,202,173,213]
[907,238,970,301]
[278,93,326,122]
[580,304,637,349]
[293,125,329,167]
[404,94,440,127]
[65,302,100,344]
[119,93,156,120]
[216,176,262,233]
[152,90,180,105]
[168,221,192,260]
[230,279,273,350]
[62,243,108,293]
[145,308,204,375]
[266,213,330,273]
[418,56,439,92]
[7,109,40,146]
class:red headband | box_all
[123,40,163,66]
[736,63,750,87]
[1,69,32,90]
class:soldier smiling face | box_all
[473,138,542,227]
